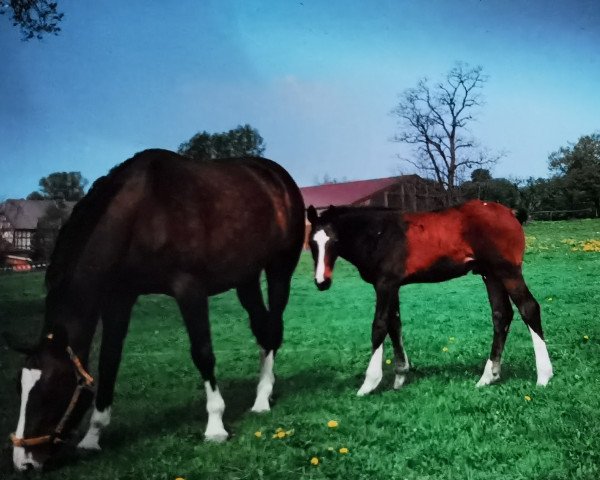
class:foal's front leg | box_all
[357,284,401,396]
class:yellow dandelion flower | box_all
[310,457,320,466]
[584,335,590,341]
[327,420,339,428]
[442,346,449,352]
[385,359,392,365]
[339,447,349,454]
[276,431,286,439]
[175,477,185,480]
[524,395,532,402]
[254,431,262,438]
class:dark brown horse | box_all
[11,149,305,471]
[306,200,552,396]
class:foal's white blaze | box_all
[204,382,228,442]
[251,349,275,413]
[313,229,330,283]
[357,345,384,396]
[529,327,553,386]
[13,368,42,472]
[78,407,112,450]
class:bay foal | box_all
[307,200,552,395]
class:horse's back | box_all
[57,149,305,295]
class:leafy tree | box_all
[548,133,600,217]
[30,171,88,201]
[391,63,501,205]
[31,199,71,261]
[1,0,63,40]
[178,124,266,161]
[461,169,520,208]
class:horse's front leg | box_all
[357,283,399,396]
[175,278,228,442]
[79,296,135,450]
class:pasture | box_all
[1,219,600,479]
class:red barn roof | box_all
[300,177,400,209]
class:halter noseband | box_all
[10,341,95,449]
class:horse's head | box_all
[307,205,339,290]
[9,326,94,472]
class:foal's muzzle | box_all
[315,278,332,291]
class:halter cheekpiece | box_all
[10,334,95,448]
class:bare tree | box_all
[391,63,501,205]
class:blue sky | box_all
[1,0,599,199]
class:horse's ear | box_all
[306,205,318,224]
[2,332,38,356]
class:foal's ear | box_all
[306,205,318,224]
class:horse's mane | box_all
[45,152,143,292]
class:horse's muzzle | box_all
[315,278,332,291]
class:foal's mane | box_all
[45,152,144,292]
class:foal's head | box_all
[10,326,93,471]
[307,205,340,290]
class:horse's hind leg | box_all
[502,273,553,386]
[236,275,275,413]
[174,277,228,442]
[476,275,513,387]
[78,294,136,450]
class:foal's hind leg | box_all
[175,277,228,442]
[236,276,275,413]
[502,274,553,386]
[476,275,513,387]
[79,295,135,450]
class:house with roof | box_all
[299,174,446,246]
[0,199,76,265]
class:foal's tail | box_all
[512,207,529,225]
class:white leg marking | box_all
[313,229,330,283]
[529,327,553,386]
[204,381,228,442]
[78,407,112,450]
[357,345,383,396]
[13,369,42,472]
[476,359,501,387]
[251,350,275,413]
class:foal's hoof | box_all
[357,375,382,396]
[205,429,229,443]
[250,398,271,413]
[536,369,553,387]
[393,374,407,390]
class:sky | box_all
[1,0,599,199]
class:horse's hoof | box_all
[250,400,271,413]
[77,438,101,451]
[357,374,382,396]
[205,429,229,443]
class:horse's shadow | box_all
[40,360,535,468]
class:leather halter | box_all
[10,342,95,448]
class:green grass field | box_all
[1,219,600,479]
